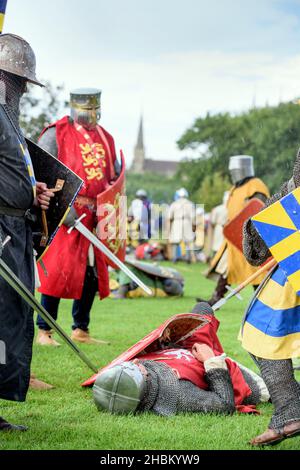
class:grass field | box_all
[1,261,299,451]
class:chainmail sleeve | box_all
[177,369,236,414]
[243,178,296,266]
[38,127,58,158]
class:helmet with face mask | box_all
[70,88,101,130]
[93,362,146,414]
[228,155,254,185]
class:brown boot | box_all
[36,329,61,347]
[71,328,110,345]
[30,374,54,391]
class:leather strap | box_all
[0,206,27,217]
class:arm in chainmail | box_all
[243,153,299,266]
[38,126,58,158]
[177,369,236,414]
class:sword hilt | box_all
[67,213,87,234]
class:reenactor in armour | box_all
[0,34,54,431]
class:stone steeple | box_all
[131,116,145,173]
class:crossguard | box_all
[67,213,87,234]
[225,285,243,301]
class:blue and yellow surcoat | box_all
[241,267,300,360]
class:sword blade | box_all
[74,221,153,296]
[0,258,98,373]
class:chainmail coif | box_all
[137,361,178,416]
[0,70,26,128]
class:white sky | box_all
[4,0,300,165]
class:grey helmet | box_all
[136,189,147,199]
[93,362,146,414]
[176,187,189,199]
[0,34,44,87]
[228,155,255,185]
[70,88,101,130]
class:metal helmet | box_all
[228,155,255,185]
[70,88,101,130]
[136,189,147,199]
[0,34,44,87]
[176,188,189,199]
[93,362,146,414]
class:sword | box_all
[67,214,153,296]
[0,246,98,373]
[212,258,277,312]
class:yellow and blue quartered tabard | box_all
[252,187,300,296]
[19,141,37,198]
[0,0,7,34]
[241,266,300,359]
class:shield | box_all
[26,138,83,260]
[82,312,211,387]
[96,150,126,268]
[252,187,300,296]
[223,198,265,253]
[125,257,184,282]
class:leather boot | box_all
[36,329,61,347]
[30,374,54,391]
[71,328,110,345]
[0,417,27,432]
[196,276,228,306]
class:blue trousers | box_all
[37,267,98,332]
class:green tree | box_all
[195,172,230,212]
[176,102,300,196]
[125,171,182,204]
[20,81,66,141]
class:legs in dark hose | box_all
[36,295,61,346]
[71,267,109,345]
[72,266,98,331]
[37,295,60,331]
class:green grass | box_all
[0,261,299,450]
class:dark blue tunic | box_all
[0,105,34,402]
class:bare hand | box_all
[35,182,55,211]
[192,343,215,363]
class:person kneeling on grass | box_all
[93,302,269,416]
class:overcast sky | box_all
[4,0,300,164]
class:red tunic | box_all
[140,317,254,412]
[38,116,116,300]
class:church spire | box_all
[131,115,146,173]
[137,115,144,149]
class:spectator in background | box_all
[210,191,229,257]
[168,188,196,263]
[128,189,152,244]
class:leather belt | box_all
[0,206,28,217]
